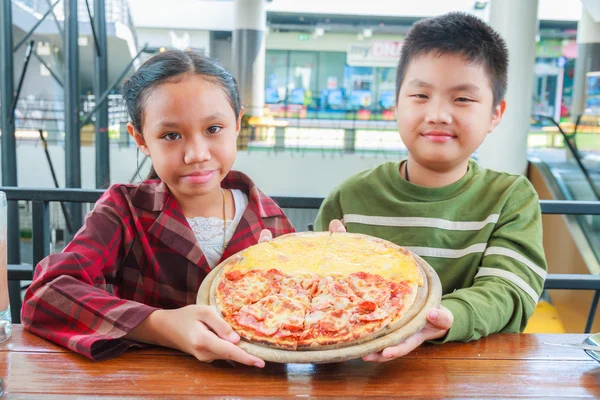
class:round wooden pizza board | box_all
[196,252,442,364]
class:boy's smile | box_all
[396,52,505,181]
[421,130,457,143]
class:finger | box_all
[362,352,394,363]
[203,333,265,368]
[194,349,219,363]
[329,219,346,233]
[196,306,240,343]
[380,331,429,359]
[427,306,453,330]
[194,349,243,366]
[258,229,273,243]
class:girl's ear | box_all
[127,122,150,156]
[236,106,245,133]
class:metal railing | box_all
[3,186,600,332]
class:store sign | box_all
[536,39,565,58]
[347,41,403,67]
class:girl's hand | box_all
[258,229,273,243]
[128,306,265,367]
[362,306,453,362]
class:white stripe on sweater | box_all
[484,247,547,280]
[405,243,487,258]
[342,214,500,231]
[475,267,539,303]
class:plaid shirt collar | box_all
[126,171,284,268]
[129,170,283,218]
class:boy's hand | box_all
[329,219,346,233]
[362,305,453,362]
[128,306,265,368]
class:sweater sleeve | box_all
[436,186,547,342]
[314,185,345,232]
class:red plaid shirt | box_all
[21,171,295,360]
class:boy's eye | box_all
[412,94,429,99]
[456,97,474,103]
[163,132,181,141]
[207,126,222,134]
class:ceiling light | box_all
[474,1,488,10]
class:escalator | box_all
[529,113,600,333]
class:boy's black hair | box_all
[396,12,508,106]
[122,50,241,180]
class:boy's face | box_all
[396,53,505,172]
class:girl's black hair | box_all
[123,50,241,180]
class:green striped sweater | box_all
[314,159,547,342]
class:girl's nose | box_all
[184,137,211,164]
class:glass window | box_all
[344,66,374,119]
[376,67,396,109]
[265,50,288,105]
[317,52,346,112]
[288,51,318,108]
[265,49,396,120]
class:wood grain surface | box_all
[2,326,599,398]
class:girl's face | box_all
[128,74,242,200]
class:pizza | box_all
[210,232,426,351]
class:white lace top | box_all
[186,189,248,269]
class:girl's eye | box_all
[163,132,181,141]
[207,126,222,134]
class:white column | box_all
[571,7,600,119]
[232,0,266,117]
[478,0,539,175]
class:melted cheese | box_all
[224,232,423,285]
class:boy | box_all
[314,12,547,362]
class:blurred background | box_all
[2,0,600,332]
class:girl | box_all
[21,50,294,367]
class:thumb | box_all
[427,306,453,330]
[258,229,273,243]
[329,219,346,233]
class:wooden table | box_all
[1,325,599,398]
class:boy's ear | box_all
[127,122,150,156]
[489,100,507,132]
[236,106,246,133]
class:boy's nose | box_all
[425,100,452,125]
[184,137,211,164]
